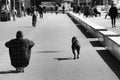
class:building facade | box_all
[10,0,31,17]
[73,0,113,5]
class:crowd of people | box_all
[73,3,119,28]
[73,4,101,17]
[11,4,66,27]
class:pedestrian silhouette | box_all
[12,8,17,21]
[109,3,118,28]
[55,5,59,14]
[50,6,53,13]
[62,5,65,14]
[38,5,43,18]
[83,4,90,17]
[71,36,81,59]
[32,11,37,27]
[5,31,35,73]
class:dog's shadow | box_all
[0,70,19,74]
[54,57,73,61]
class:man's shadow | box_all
[0,70,19,74]
[54,57,73,61]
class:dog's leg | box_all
[73,50,76,59]
[72,44,76,59]
[77,49,80,59]
[72,49,76,59]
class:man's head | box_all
[16,31,23,39]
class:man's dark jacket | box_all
[5,38,34,68]
[109,7,118,18]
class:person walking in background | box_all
[32,11,37,27]
[73,5,76,13]
[21,6,26,16]
[55,5,58,14]
[12,8,17,21]
[26,7,31,15]
[5,31,34,73]
[43,5,46,13]
[109,3,118,28]
[83,4,90,17]
[76,5,80,15]
[50,6,53,13]
[62,5,65,14]
[31,6,36,16]
[80,5,84,13]
[38,5,43,18]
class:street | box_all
[0,13,119,80]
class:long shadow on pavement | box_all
[67,14,95,38]
[54,57,73,61]
[97,49,120,79]
[0,70,20,74]
[35,51,61,54]
[18,26,33,28]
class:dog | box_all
[71,36,81,59]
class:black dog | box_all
[71,36,81,59]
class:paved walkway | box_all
[0,13,119,80]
